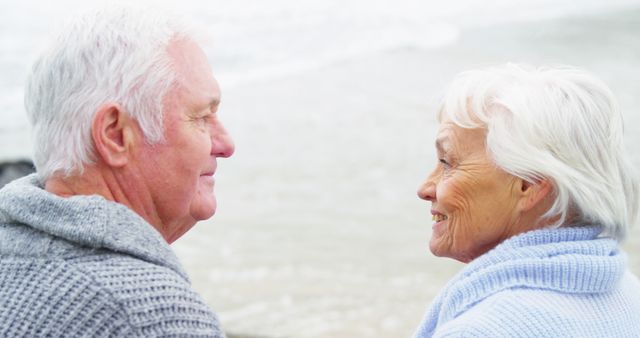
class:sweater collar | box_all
[0,174,189,281]
[416,226,625,337]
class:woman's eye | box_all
[439,158,451,168]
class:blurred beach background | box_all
[2,0,640,337]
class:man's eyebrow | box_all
[190,97,220,116]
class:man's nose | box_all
[211,123,235,158]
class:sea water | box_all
[2,0,639,159]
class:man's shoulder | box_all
[0,252,134,336]
[0,250,224,337]
[68,249,187,283]
[69,251,224,335]
[67,250,206,306]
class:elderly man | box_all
[0,7,233,337]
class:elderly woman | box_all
[414,64,640,337]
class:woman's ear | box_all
[91,103,135,168]
[518,178,553,212]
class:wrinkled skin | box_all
[417,121,542,262]
[133,38,235,242]
[45,38,235,244]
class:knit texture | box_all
[413,226,640,338]
[0,174,225,337]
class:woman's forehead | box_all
[436,122,487,154]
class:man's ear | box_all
[518,177,553,212]
[91,104,135,168]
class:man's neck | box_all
[44,166,168,242]
[45,168,115,200]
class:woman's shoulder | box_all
[436,284,640,338]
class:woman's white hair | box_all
[439,63,639,241]
[25,6,196,181]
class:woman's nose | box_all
[417,177,436,202]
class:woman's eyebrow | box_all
[435,136,451,153]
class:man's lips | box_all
[201,167,216,176]
[200,171,215,184]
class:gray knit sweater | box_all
[0,174,225,337]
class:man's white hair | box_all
[439,63,639,241]
[25,6,195,180]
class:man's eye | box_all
[195,115,212,123]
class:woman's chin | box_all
[428,236,447,257]
[429,237,474,262]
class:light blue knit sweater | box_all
[0,174,225,337]
[413,226,640,338]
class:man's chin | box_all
[191,199,217,221]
